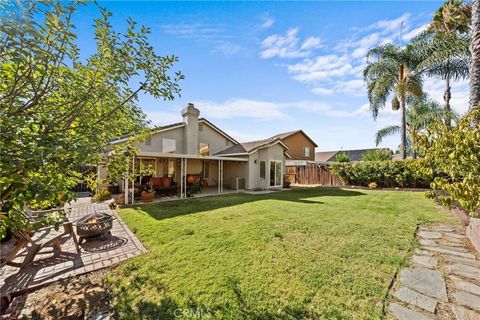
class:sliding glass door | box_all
[269,161,282,187]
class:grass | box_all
[109,187,454,319]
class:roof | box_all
[215,136,289,156]
[110,122,185,144]
[315,148,391,162]
[198,118,238,144]
[268,130,318,147]
[314,151,339,162]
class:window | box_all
[269,161,282,187]
[260,161,266,179]
[162,138,176,153]
[145,136,151,146]
[304,147,311,157]
[162,159,176,177]
[199,143,209,156]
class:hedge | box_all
[329,160,432,188]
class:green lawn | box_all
[109,187,453,319]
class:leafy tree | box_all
[334,151,350,162]
[0,1,183,236]
[413,107,480,216]
[364,44,423,159]
[470,0,480,108]
[375,97,447,158]
[431,0,471,33]
[361,149,392,161]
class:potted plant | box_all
[141,186,155,203]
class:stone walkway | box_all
[387,224,480,319]
[0,201,147,295]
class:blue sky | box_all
[75,1,469,151]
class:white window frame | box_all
[304,146,311,157]
[269,160,282,187]
[162,138,176,154]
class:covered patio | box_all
[121,152,248,205]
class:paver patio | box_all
[387,224,480,319]
[0,201,146,296]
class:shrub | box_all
[335,151,350,162]
[368,182,378,189]
[413,107,480,217]
[361,149,392,161]
[329,160,431,188]
[93,189,111,202]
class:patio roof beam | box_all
[136,152,247,162]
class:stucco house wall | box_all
[282,132,316,161]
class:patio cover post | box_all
[131,155,135,205]
[180,158,183,198]
[184,158,187,198]
[221,160,224,194]
[218,160,220,194]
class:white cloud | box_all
[260,28,322,59]
[259,16,274,29]
[403,23,428,41]
[193,99,287,120]
[146,111,182,126]
[311,87,334,96]
[287,54,354,82]
[423,78,470,114]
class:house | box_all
[315,148,391,162]
[102,103,289,203]
[270,130,318,165]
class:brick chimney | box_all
[182,103,200,154]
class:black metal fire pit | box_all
[75,212,115,244]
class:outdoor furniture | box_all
[1,209,80,268]
[74,212,115,244]
[151,177,177,196]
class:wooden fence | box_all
[286,164,343,186]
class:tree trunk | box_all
[399,96,407,159]
[470,0,480,109]
[444,76,452,127]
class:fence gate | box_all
[286,164,343,186]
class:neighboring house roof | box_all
[314,151,339,162]
[269,130,318,147]
[215,136,289,156]
[315,148,391,162]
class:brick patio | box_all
[0,200,147,295]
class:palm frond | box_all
[375,125,401,146]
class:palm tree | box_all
[470,0,480,108]
[418,0,471,126]
[375,97,446,158]
[412,30,470,127]
[364,44,423,159]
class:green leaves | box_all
[412,107,480,216]
[0,1,183,236]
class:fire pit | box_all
[75,212,115,244]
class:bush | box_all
[361,149,392,161]
[93,189,111,202]
[368,182,378,189]
[413,107,480,216]
[329,160,431,188]
[335,151,350,162]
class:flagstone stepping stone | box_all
[389,302,433,320]
[419,239,438,246]
[451,305,480,320]
[393,287,438,313]
[423,246,476,259]
[454,291,480,311]
[448,264,480,281]
[415,249,435,257]
[412,255,438,269]
[450,276,480,296]
[418,231,443,239]
[444,233,466,240]
[399,268,448,301]
[428,225,456,232]
[444,255,480,268]
[444,236,465,243]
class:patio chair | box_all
[0,209,80,268]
